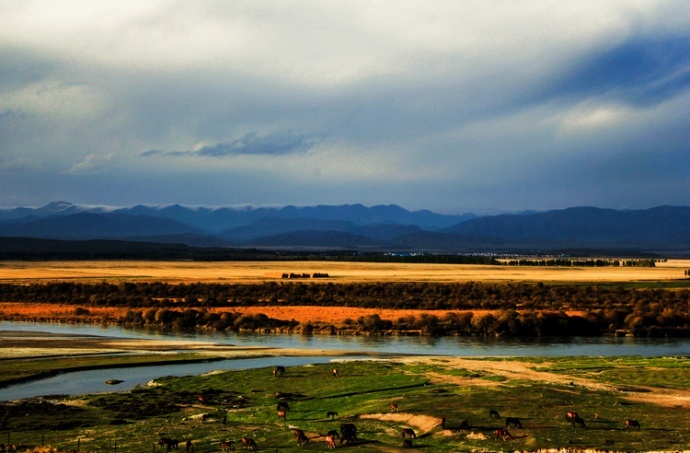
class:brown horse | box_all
[403,439,413,448]
[390,403,399,412]
[277,410,287,421]
[273,365,286,377]
[401,428,416,439]
[220,440,235,451]
[241,437,257,450]
[566,411,579,421]
[489,409,500,419]
[625,419,641,430]
[325,435,337,449]
[327,411,338,419]
[494,429,512,441]
[293,429,309,445]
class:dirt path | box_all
[398,356,690,408]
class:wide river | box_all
[2,321,690,401]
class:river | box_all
[2,321,690,401]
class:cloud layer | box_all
[1,1,689,213]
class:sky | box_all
[1,1,689,215]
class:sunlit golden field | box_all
[0,259,689,284]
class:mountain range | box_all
[1,202,689,255]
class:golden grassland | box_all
[0,259,689,284]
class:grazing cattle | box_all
[401,428,416,439]
[459,420,469,431]
[494,429,512,441]
[390,403,399,412]
[277,402,290,412]
[506,417,522,429]
[220,440,235,452]
[277,410,287,421]
[327,411,338,420]
[185,440,192,453]
[625,419,641,430]
[403,439,413,448]
[325,435,337,449]
[293,429,309,445]
[159,438,179,451]
[566,411,579,422]
[340,423,357,444]
[241,437,257,451]
[333,368,340,377]
[571,416,586,428]
[489,409,501,419]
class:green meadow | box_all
[3,357,690,452]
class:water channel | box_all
[2,321,690,401]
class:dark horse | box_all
[459,420,470,431]
[506,417,522,429]
[390,403,399,412]
[273,365,286,377]
[159,438,179,451]
[401,428,416,439]
[326,411,338,419]
[403,439,413,448]
[220,440,235,451]
[571,416,586,428]
[340,423,357,444]
[489,409,501,419]
[566,411,578,422]
[326,430,339,439]
[625,419,641,430]
[277,401,290,412]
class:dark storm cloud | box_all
[142,132,315,158]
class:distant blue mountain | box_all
[1,202,688,253]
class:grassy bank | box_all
[3,357,690,452]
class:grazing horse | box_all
[506,417,522,429]
[459,420,469,431]
[293,429,309,445]
[240,437,257,450]
[326,430,340,439]
[571,416,586,428]
[494,429,512,441]
[327,411,338,420]
[566,411,579,422]
[277,410,287,421]
[489,409,500,419]
[273,365,286,377]
[390,403,399,412]
[625,419,641,430]
[220,440,235,452]
[402,439,413,448]
[333,368,339,377]
[401,428,416,439]
[325,435,337,449]
[159,438,179,451]
[340,423,357,444]
[277,401,290,412]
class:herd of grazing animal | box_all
[155,364,645,450]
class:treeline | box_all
[2,281,690,337]
[503,258,658,267]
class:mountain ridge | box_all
[0,202,688,254]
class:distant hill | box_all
[0,202,688,254]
